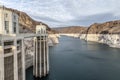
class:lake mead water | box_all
[26,36,120,80]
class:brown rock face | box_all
[53,26,87,34]
[4,7,51,33]
[87,20,120,34]
[55,20,120,34]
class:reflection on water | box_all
[26,36,120,80]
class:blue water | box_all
[26,36,120,80]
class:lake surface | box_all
[26,36,120,80]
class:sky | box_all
[0,0,120,27]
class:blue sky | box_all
[0,0,120,27]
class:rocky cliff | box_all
[79,20,120,48]
[87,20,120,34]
[80,34,120,48]
[24,38,34,69]
[48,34,59,46]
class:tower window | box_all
[14,15,16,20]
[41,29,44,34]
[5,21,9,33]
[13,22,16,33]
[38,31,40,34]
[5,13,8,18]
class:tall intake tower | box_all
[33,24,49,78]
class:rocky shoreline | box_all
[48,34,59,46]
[80,34,120,48]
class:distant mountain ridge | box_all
[54,20,120,34]
[53,26,87,34]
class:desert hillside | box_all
[87,20,120,34]
[54,20,120,34]
[53,26,87,34]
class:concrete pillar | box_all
[22,39,25,80]
[35,38,38,77]
[13,38,18,80]
[43,36,46,76]
[1,7,5,34]
[33,37,36,76]
[39,37,42,77]
[0,44,4,80]
[46,36,49,74]
[9,12,13,34]
[33,37,38,77]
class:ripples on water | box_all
[26,36,120,80]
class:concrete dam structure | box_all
[0,6,49,80]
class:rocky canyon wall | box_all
[79,20,120,48]
[80,34,120,48]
